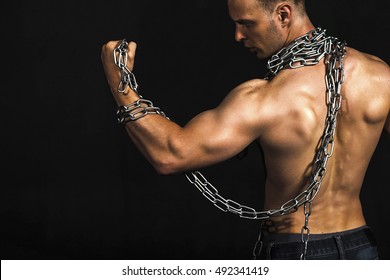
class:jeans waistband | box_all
[255,225,378,260]
[261,225,376,249]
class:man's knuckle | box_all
[109,40,119,47]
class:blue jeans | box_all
[254,226,378,260]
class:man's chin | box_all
[248,48,269,60]
[255,51,269,60]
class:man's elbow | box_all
[152,157,184,175]
[154,164,177,175]
[152,139,191,175]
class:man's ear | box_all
[276,2,292,27]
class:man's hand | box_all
[101,40,138,104]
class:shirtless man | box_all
[101,0,390,259]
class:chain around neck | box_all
[266,27,331,78]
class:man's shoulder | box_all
[231,78,269,94]
[222,78,270,104]
[218,78,278,122]
[346,47,390,73]
[345,48,390,96]
[349,47,386,62]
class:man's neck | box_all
[283,18,315,47]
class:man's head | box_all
[228,0,309,59]
[256,0,305,15]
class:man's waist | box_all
[261,225,374,245]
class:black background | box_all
[1,0,389,260]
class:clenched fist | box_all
[101,40,139,105]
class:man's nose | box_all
[235,26,246,42]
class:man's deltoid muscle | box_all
[101,0,390,260]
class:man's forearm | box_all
[123,113,185,175]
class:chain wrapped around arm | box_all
[113,39,169,124]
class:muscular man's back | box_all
[257,47,390,234]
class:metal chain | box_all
[184,27,347,260]
[116,99,169,124]
[114,39,168,124]
[114,39,141,96]
[299,35,346,259]
[267,28,332,77]
[112,29,346,260]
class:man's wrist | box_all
[116,97,169,124]
[113,88,141,106]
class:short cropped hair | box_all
[257,0,306,14]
